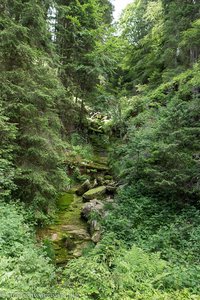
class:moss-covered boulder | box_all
[76,179,91,196]
[83,186,106,201]
[80,161,109,172]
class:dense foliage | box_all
[1,0,200,299]
[108,0,200,203]
[60,234,200,299]
[1,0,70,218]
[102,1,200,298]
[0,0,112,217]
[113,66,200,202]
[0,105,16,200]
[0,201,56,300]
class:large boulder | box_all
[76,179,91,196]
[81,199,104,220]
[104,175,113,181]
[83,186,106,201]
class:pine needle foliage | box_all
[1,0,70,216]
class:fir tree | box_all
[1,0,70,218]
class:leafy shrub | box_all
[104,186,200,293]
[61,235,199,299]
[70,133,94,161]
[0,201,57,299]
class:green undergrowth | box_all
[1,197,199,300]
[103,186,200,295]
[0,200,57,300]
[57,192,74,211]
[58,234,200,300]
[70,133,94,162]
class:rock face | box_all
[76,179,91,196]
[96,176,104,186]
[73,242,89,257]
[80,161,109,172]
[92,178,98,189]
[81,199,104,220]
[83,186,106,201]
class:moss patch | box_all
[57,193,74,211]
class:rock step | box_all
[61,225,91,240]
[79,161,109,172]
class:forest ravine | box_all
[1,1,200,299]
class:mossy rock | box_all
[104,175,113,181]
[83,186,106,201]
[89,127,103,134]
[80,161,109,172]
[64,238,76,251]
[76,179,91,196]
[72,241,91,258]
